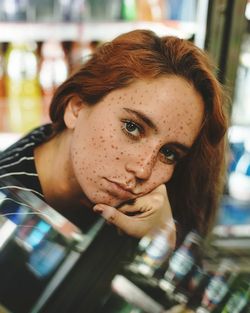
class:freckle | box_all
[120,152,123,155]
[116,157,120,160]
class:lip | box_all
[105,179,136,200]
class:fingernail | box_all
[101,208,114,221]
[93,205,114,221]
[93,205,104,214]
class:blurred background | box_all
[0,1,250,313]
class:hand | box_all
[93,184,176,245]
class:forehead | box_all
[108,76,203,108]
[110,76,203,119]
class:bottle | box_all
[132,220,175,278]
[1,0,28,21]
[5,42,42,133]
[39,40,68,123]
[29,0,55,22]
[137,0,166,21]
[55,0,88,22]
[174,265,210,308]
[220,279,250,313]
[0,43,7,132]
[196,259,239,313]
[69,40,94,72]
[228,139,250,202]
[159,230,203,295]
[120,0,137,21]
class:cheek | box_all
[71,127,125,174]
[146,165,174,192]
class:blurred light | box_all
[245,2,250,20]
[0,218,17,249]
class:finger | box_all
[118,202,152,214]
[118,201,142,214]
[93,204,150,238]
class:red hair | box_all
[50,30,228,238]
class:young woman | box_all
[0,29,228,312]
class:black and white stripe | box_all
[0,124,53,200]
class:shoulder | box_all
[0,124,53,199]
[0,124,53,161]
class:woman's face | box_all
[68,76,204,207]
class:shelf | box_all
[0,22,81,42]
[0,21,195,42]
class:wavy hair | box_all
[49,29,228,238]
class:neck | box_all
[34,129,93,214]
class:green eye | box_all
[125,121,138,133]
[122,120,142,139]
[160,146,179,164]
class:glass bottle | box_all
[220,279,250,313]
[159,230,203,296]
[120,0,137,21]
[1,0,28,21]
[174,265,210,308]
[137,0,166,21]
[5,42,42,133]
[196,259,239,313]
[0,43,7,132]
[228,139,250,202]
[39,40,68,123]
[132,220,175,278]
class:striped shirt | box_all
[0,124,52,199]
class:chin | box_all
[87,194,122,208]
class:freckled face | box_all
[69,76,204,207]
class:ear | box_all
[64,96,84,129]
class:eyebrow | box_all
[123,107,158,132]
[165,142,191,155]
[123,107,192,155]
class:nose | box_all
[125,151,156,181]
